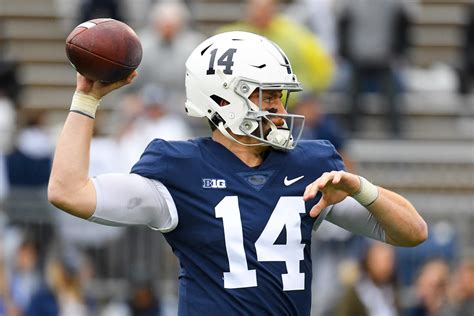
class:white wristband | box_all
[351,176,379,207]
[70,91,101,119]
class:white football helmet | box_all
[185,31,304,151]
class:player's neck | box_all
[212,131,269,168]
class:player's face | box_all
[248,89,286,128]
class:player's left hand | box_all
[303,171,360,217]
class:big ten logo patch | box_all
[202,178,227,189]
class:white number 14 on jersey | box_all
[215,196,306,291]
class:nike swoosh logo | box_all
[284,175,304,186]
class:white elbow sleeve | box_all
[90,173,178,232]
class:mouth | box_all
[253,120,289,140]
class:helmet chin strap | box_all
[218,123,264,147]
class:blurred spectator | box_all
[458,5,474,95]
[128,280,160,316]
[0,61,21,106]
[0,62,18,203]
[118,84,193,171]
[404,259,451,316]
[311,222,366,316]
[100,300,131,316]
[9,239,41,314]
[447,258,474,316]
[0,258,20,316]
[338,0,413,136]
[5,112,53,188]
[0,96,15,203]
[78,0,125,23]
[26,254,91,316]
[4,111,56,252]
[0,260,6,315]
[126,1,204,115]
[287,0,338,56]
[89,116,122,176]
[395,221,458,289]
[219,0,335,97]
[293,93,354,171]
[0,93,16,157]
[0,156,8,205]
[337,241,399,316]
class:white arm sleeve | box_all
[89,173,178,232]
[323,197,386,242]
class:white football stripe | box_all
[77,19,112,29]
[77,21,97,29]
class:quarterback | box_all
[49,32,427,315]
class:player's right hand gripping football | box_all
[76,70,137,99]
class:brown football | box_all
[65,18,142,83]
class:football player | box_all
[49,32,427,315]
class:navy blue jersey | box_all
[131,137,345,316]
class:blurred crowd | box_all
[0,0,473,315]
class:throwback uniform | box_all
[130,137,342,315]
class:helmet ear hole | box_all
[210,95,230,107]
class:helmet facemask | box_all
[230,80,305,151]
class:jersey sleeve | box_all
[130,139,169,180]
[89,173,178,232]
[324,197,386,242]
[327,141,346,172]
[300,139,346,172]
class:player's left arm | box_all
[304,170,428,247]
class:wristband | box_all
[70,91,101,119]
[351,176,379,207]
